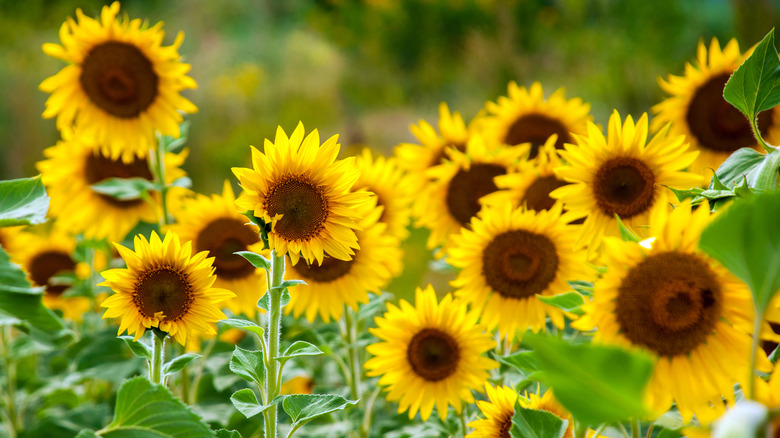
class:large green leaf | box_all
[230,388,271,418]
[713,148,766,189]
[0,176,50,227]
[699,190,780,316]
[276,394,358,435]
[523,334,653,425]
[229,346,266,388]
[510,406,568,438]
[275,341,323,365]
[724,29,780,120]
[98,376,215,437]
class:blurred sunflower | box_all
[6,230,90,322]
[285,202,402,323]
[232,123,371,265]
[417,133,525,251]
[573,202,766,423]
[448,203,592,338]
[652,38,780,177]
[466,384,517,438]
[168,181,266,319]
[100,231,234,345]
[37,131,187,242]
[481,81,591,159]
[40,2,197,163]
[353,148,412,241]
[551,111,702,255]
[365,285,497,421]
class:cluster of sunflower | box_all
[4,1,780,437]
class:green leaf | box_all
[568,280,593,296]
[120,336,152,359]
[699,190,780,316]
[257,289,290,311]
[159,121,190,154]
[510,405,568,438]
[523,333,653,425]
[215,430,241,438]
[667,186,704,203]
[0,176,50,227]
[234,251,270,270]
[271,279,306,293]
[221,318,264,339]
[164,353,200,375]
[724,29,780,120]
[90,177,158,201]
[229,346,266,388]
[537,292,585,316]
[76,431,100,438]
[614,214,640,242]
[100,376,215,437]
[276,394,358,434]
[713,148,766,189]
[748,148,780,190]
[170,176,192,189]
[230,388,272,418]
[275,341,324,364]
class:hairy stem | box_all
[263,250,285,438]
[151,334,165,385]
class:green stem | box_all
[459,408,469,437]
[179,344,190,403]
[0,327,18,438]
[149,140,170,227]
[151,333,165,385]
[749,308,764,400]
[342,305,361,402]
[751,117,775,153]
[361,386,381,438]
[573,420,587,438]
[592,424,607,438]
[631,418,640,438]
[190,336,217,404]
[263,250,285,438]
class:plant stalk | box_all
[749,308,764,399]
[263,250,285,438]
[631,418,640,438]
[0,327,18,438]
[151,333,165,385]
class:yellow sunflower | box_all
[652,38,780,177]
[168,181,267,319]
[37,130,187,242]
[365,285,498,421]
[99,231,235,346]
[448,203,592,338]
[551,111,703,256]
[5,230,90,322]
[40,2,197,163]
[572,202,767,424]
[417,133,526,251]
[481,81,592,159]
[466,384,518,438]
[353,148,413,241]
[284,202,402,323]
[232,122,371,265]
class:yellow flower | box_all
[466,384,517,438]
[365,285,498,421]
[353,148,413,241]
[99,231,234,345]
[281,375,314,395]
[40,2,197,163]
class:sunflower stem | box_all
[0,327,18,438]
[751,117,775,153]
[263,250,285,438]
[631,418,640,438]
[151,333,165,385]
[749,309,764,400]
[573,420,587,438]
[342,305,361,402]
[150,139,170,226]
[458,408,469,437]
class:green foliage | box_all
[257,288,290,311]
[275,394,358,436]
[748,149,780,190]
[230,346,266,389]
[615,214,641,242]
[234,251,270,270]
[523,333,653,425]
[699,190,780,316]
[536,292,585,316]
[0,176,50,227]
[159,121,190,154]
[90,177,157,202]
[120,336,152,360]
[164,353,200,376]
[275,341,323,365]
[221,318,265,340]
[230,388,270,418]
[714,148,766,188]
[510,405,568,438]
[215,430,242,438]
[723,28,780,126]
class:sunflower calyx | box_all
[240,210,271,250]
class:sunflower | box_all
[448,203,592,338]
[466,384,518,438]
[37,130,187,242]
[417,133,526,251]
[232,122,371,265]
[652,38,780,177]
[99,231,234,345]
[551,111,702,256]
[353,148,413,241]
[572,202,767,423]
[168,181,266,319]
[5,230,90,322]
[480,81,592,159]
[365,285,497,421]
[284,202,402,323]
[40,2,197,163]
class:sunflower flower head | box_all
[353,148,413,241]
[466,384,518,438]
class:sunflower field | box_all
[2,1,780,437]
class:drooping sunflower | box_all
[5,230,90,322]
[480,81,592,159]
[652,38,780,177]
[572,202,767,423]
[551,111,703,255]
[365,285,498,421]
[466,384,518,438]
[285,202,402,323]
[417,133,526,251]
[232,123,371,265]
[100,231,234,345]
[168,181,266,319]
[40,2,197,163]
[448,203,592,338]
[37,130,187,242]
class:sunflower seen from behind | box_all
[573,202,766,423]
[100,231,234,345]
[40,2,197,163]
[232,122,371,265]
[365,285,497,421]
[466,384,518,438]
[168,181,266,319]
[353,148,412,241]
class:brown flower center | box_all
[196,218,260,280]
[407,328,460,381]
[504,114,572,159]
[498,412,513,438]
[29,250,76,297]
[80,41,159,118]
[446,163,506,226]
[84,150,153,208]
[522,175,569,212]
[615,251,722,357]
[264,175,329,242]
[482,230,559,300]
[289,251,357,283]
[686,73,774,153]
[135,268,193,321]
[593,157,655,219]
